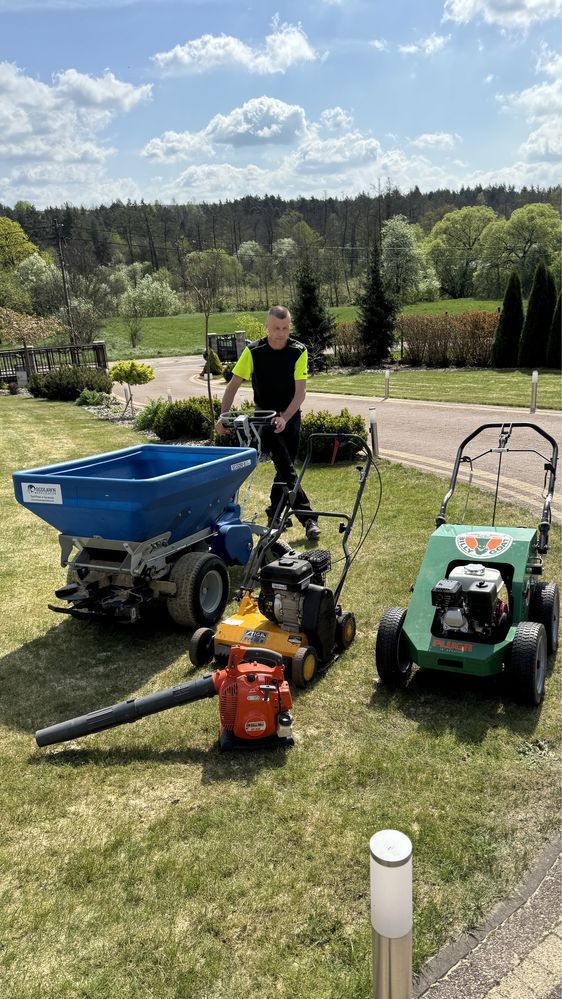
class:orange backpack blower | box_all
[35,646,294,752]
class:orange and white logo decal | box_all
[455,531,513,559]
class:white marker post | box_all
[530,370,538,413]
[369,407,380,458]
[167,387,173,403]
[370,829,413,999]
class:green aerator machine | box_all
[376,423,558,706]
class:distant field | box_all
[101,298,504,361]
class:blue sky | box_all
[0,0,560,208]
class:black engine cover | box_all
[301,584,337,665]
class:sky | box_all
[0,0,560,208]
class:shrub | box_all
[333,322,364,366]
[297,408,367,463]
[398,313,498,367]
[75,388,107,407]
[110,360,155,414]
[8,381,19,395]
[28,365,112,401]
[134,397,168,432]
[201,349,223,376]
[152,396,221,441]
[223,363,234,383]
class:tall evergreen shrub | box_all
[292,264,335,372]
[356,242,396,366]
[518,262,557,367]
[545,294,561,369]
[491,271,523,367]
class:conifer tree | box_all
[292,263,335,372]
[545,293,561,369]
[356,242,396,366]
[518,261,556,367]
[491,270,524,367]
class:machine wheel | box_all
[375,607,412,687]
[291,646,318,688]
[167,552,229,629]
[336,612,356,651]
[509,621,547,706]
[189,627,216,667]
[530,582,559,655]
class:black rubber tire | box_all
[529,582,559,655]
[167,552,229,628]
[189,627,216,667]
[375,607,412,687]
[509,621,548,706]
[336,612,356,651]
[291,646,318,688]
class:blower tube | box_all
[36,674,217,747]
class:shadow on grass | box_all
[28,737,291,783]
[0,610,194,737]
[369,661,553,744]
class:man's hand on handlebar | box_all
[215,416,231,436]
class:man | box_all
[215,306,320,541]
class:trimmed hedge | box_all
[152,396,221,440]
[397,312,498,367]
[297,408,367,463]
[28,366,113,401]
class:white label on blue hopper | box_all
[230,459,252,471]
[22,482,62,505]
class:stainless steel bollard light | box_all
[530,369,538,413]
[370,829,413,999]
[369,407,380,458]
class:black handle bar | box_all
[436,422,558,553]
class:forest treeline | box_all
[1,182,560,291]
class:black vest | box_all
[248,337,307,413]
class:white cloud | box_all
[53,69,151,111]
[411,131,461,149]
[0,60,151,207]
[443,0,562,30]
[142,131,215,163]
[152,20,318,76]
[399,33,450,56]
[371,38,389,52]
[496,43,562,164]
[206,97,308,146]
[484,73,494,83]
[319,106,354,130]
[142,97,308,162]
[292,132,381,174]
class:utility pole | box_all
[53,219,76,344]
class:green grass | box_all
[308,368,562,410]
[100,299,504,361]
[1,396,560,998]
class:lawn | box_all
[308,367,562,410]
[1,396,560,999]
[100,298,504,361]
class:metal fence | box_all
[0,341,108,383]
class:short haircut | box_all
[268,305,291,321]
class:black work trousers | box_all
[261,413,315,526]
